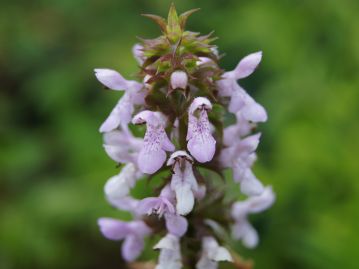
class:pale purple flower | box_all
[132,44,145,65]
[196,236,233,269]
[98,218,151,262]
[137,185,188,237]
[219,133,264,196]
[231,186,275,248]
[132,110,175,174]
[216,52,267,122]
[103,158,143,214]
[170,70,188,89]
[154,234,182,269]
[103,129,143,164]
[187,97,216,163]
[167,151,200,215]
[94,68,146,132]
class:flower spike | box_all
[95,4,274,268]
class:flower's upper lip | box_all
[167,150,193,166]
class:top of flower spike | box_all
[140,3,217,64]
[142,3,200,43]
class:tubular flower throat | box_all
[95,4,275,268]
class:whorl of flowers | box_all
[95,4,275,268]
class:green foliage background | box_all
[1,0,358,268]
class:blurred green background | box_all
[1,0,359,268]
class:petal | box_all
[154,234,182,269]
[231,202,250,220]
[170,70,188,89]
[187,109,216,163]
[159,184,176,203]
[241,222,259,249]
[232,219,258,248]
[228,85,246,113]
[196,256,217,269]
[212,247,233,262]
[188,134,216,163]
[165,214,188,237]
[103,130,143,164]
[216,76,236,97]
[130,87,146,105]
[188,97,212,114]
[186,114,197,141]
[247,186,276,213]
[129,221,152,237]
[99,101,122,133]
[107,196,139,213]
[94,68,129,90]
[242,93,268,122]
[233,51,262,80]
[132,110,160,125]
[132,44,144,65]
[183,161,199,190]
[103,129,143,150]
[137,197,162,215]
[174,182,194,215]
[161,131,175,152]
[137,197,175,216]
[153,234,179,250]
[138,147,166,174]
[197,57,214,65]
[116,93,135,125]
[194,184,206,200]
[223,125,240,146]
[167,150,193,166]
[122,235,144,262]
[103,144,135,164]
[240,133,261,153]
[104,174,130,200]
[240,170,265,196]
[202,236,233,263]
[98,218,129,240]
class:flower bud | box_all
[170,70,188,89]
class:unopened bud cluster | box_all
[95,4,274,268]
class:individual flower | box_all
[187,97,216,163]
[231,186,275,248]
[196,236,233,269]
[98,218,151,262]
[132,111,175,174]
[216,52,267,122]
[103,129,143,164]
[154,234,182,269]
[167,151,200,215]
[170,70,188,89]
[137,185,188,237]
[219,133,264,196]
[95,68,146,132]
